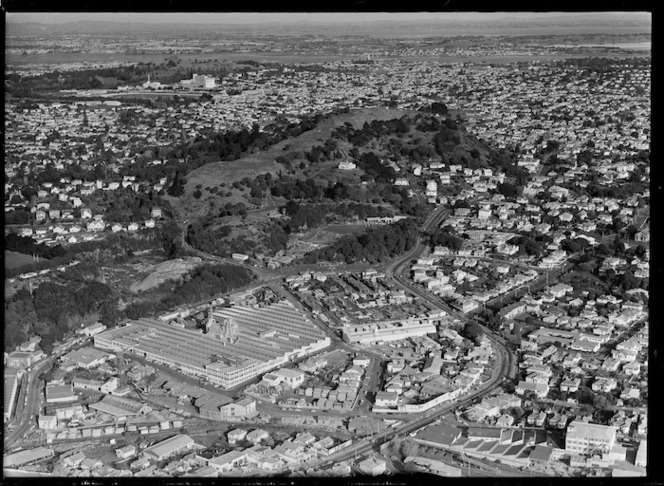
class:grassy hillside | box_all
[174,107,416,219]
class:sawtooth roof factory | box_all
[93,301,330,389]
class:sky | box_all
[6,12,651,25]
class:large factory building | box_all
[94,301,330,389]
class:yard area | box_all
[5,250,39,270]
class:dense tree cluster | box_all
[331,116,410,146]
[5,233,68,260]
[282,201,394,233]
[430,101,449,115]
[5,210,31,225]
[101,189,166,223]
[158,221,184,259]
[186,223,232,254]
[161,263,254,309]
[299,218,418,264]
[357,152,397,183]
[560,237,590,254]
[5,280,117,353]
[585,180,649,200]
[460,321,484,344]
[217,202,248,217]
[271,177,325,201]
[507,231,552,257]
[429,228,464,251]
[497,182,520,199]
[6,259,255,352]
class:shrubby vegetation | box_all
[124,263,254,319]
[507,231,552,257]
[5,280,118,353]
[5,233,68,260]
[5,260,254,352]
[428,227,464,251]
[299,218,419,264]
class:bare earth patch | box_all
[130,257,204,293]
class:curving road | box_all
[4,357,54,448]
[297,203,517,470]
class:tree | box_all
[576,386,595,405]
[461,321,483,344]
[168,170,186,197]
[159,221,183,259]
[592,394,611,411]
[497,182,519,199]
[431,101,448,115]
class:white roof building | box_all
[144,434,195,461]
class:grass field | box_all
[5,251,39,270]
[325,224,368,235]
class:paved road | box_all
[308,342,510,469]
[4,357,54,448]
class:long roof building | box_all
[93,301,330,389]
[4,368,20,423]
[342,318,437,345]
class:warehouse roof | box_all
[145,434,195,459]
[3,447,54,468]
[95,301,327,375]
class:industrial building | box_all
[342,318,437,345]
[94,301,330,389]
[565,420,617,454]
[144,435,196,461]
[4,369,20,423]
[3,447,55,468]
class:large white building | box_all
[4,369,20,423]
[565,420,617,455]
[94,301,330,389]
[181,74,216,89]
[144,435,196,461]
[342,318,437,345]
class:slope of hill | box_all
[173,107,416,219]
[130,257,203,293]
[172,106,524,265]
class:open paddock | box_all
[5,251,40,270]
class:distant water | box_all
[555,42,651,51]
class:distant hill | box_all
[7,13,651,37]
